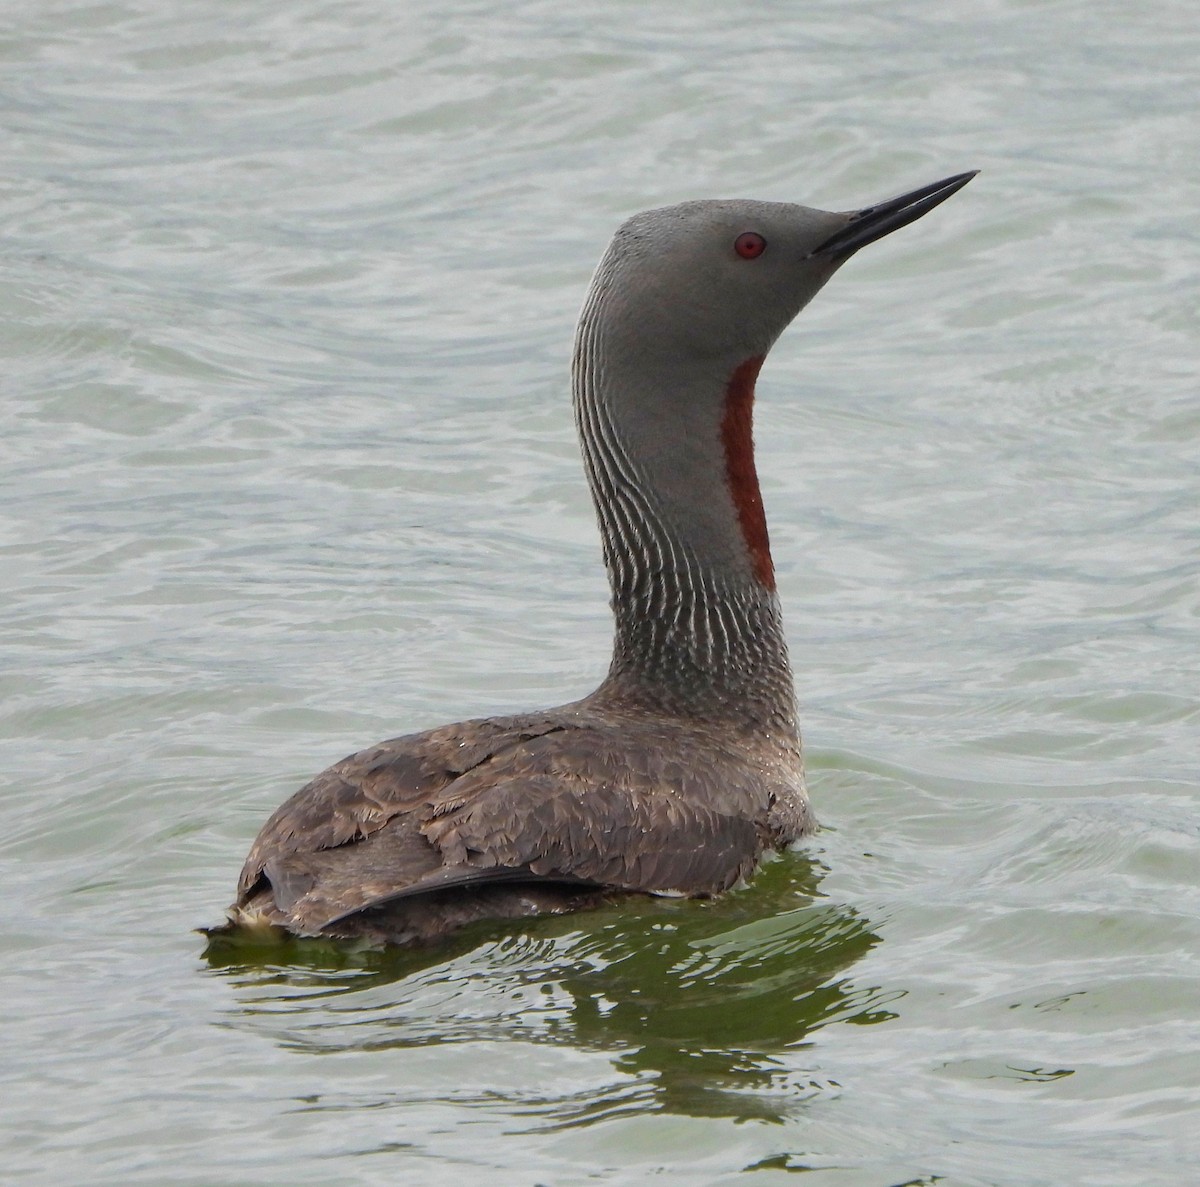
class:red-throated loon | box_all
[212,171,976,946]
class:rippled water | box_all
[3,1,1198,1183]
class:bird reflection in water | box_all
[204,854,897,1124]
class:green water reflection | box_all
[204,856,896,1122]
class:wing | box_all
[234,714,570,903]
[232,711,783,936]
[421,771,764,896]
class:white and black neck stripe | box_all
[572,284,798,739]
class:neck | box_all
[572,302,798,740]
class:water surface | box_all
[2,1,1198,1184]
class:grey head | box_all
[579,171,978,370]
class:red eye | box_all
[734,231,767,260]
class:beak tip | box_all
[813,169,980,261]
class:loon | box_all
[212,171,976,946]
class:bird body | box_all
[214,172,976,946]
[231,699,809,945]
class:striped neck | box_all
[572,296,798,739]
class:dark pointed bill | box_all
[811,170,978,261]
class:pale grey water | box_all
[2,1,1198,1184]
